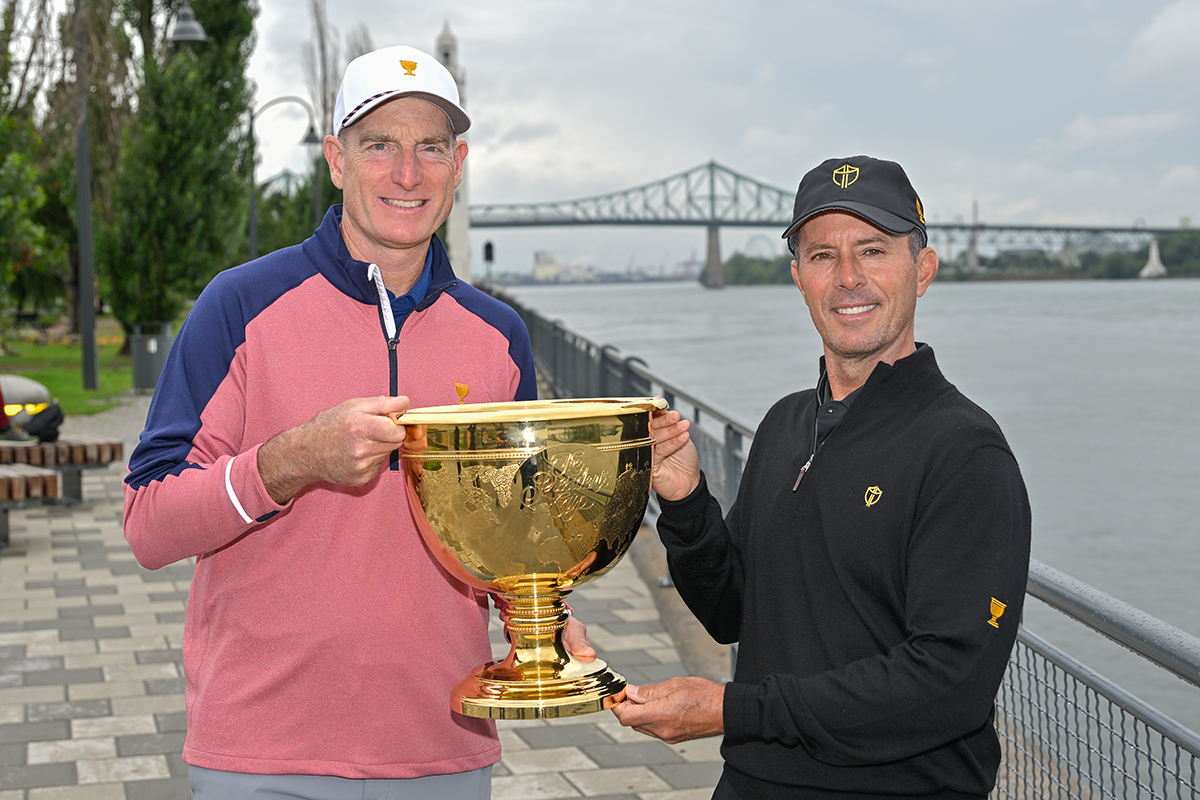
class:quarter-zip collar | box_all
[794,344,943,491]
[301,205,459,317]
[365,249,433,341]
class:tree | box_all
[0,118,42,347]
[300,0,364,224]
[1,0,57,116]
[3,0,141,337]
[723,252,794,285]
[1159,231,1200,276]
[98,0,256,332]
[2,1,69,339]
[254,169,318,256]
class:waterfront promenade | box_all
[0,394,726,799]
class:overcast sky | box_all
[245,0,1200,275]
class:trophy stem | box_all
[451,581,627,719]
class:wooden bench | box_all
[0,436,125,546]
[0,464,61,546]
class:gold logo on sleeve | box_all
[400,60,418,76]
[988,598,1007,628]
[832,164,860,189]
[864,486,882,507]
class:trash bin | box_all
[131,322,175,392]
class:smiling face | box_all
[323,96,468,276]
[791,211,938,384]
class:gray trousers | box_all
[188,765,492,800]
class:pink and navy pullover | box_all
[123,207,535,778]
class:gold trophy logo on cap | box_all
[400,59,417,76]
[397,396,667,719]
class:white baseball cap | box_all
[333,45,470,137]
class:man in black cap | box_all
[613,156,1032,799]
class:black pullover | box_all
[658,345,1031,798]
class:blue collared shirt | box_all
[387,247,433,329]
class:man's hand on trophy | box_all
[611,677,725,744]
[649,409,701,502]
[259,395,412,503]
[563,615,597,663]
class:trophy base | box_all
[452,659,628,720]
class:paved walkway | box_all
[1,393,726,799]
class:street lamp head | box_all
[302,125,322,146]
[168,0,208,44]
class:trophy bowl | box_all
[397,396,667,719]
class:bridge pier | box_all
[701,225,724,288]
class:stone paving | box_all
[0,393,726,799]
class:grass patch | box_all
[1,317,134,416]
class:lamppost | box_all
[73,0,206,390]
[247,97,322,260]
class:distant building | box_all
[436,22,471,282]
[532,251,564,282]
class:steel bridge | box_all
[468,161,1178,286]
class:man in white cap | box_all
[124,45,593,799]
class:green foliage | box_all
[723,252,794,285]
[24,135,75,313]
[254,155,339,257]
[1159,231,1200,276]
[99,0,257,329]
[1076,249,1144,280]
[0,118,44,289]
[982,250,1062,273]
[0,118,69,349]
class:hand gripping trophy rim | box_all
[396,396,668,719]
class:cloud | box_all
[1110,0,1200,84]
[1033,112,1187,157]
[1157,163,1200,192]
[242,0,1200,271]
[492,121,559,147]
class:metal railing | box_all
[490,286,1200,798]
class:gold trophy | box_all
[397,397,667,719]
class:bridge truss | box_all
[470,162,1177,284]
[471,161,793,230]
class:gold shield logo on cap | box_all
[832,164,859,189]
[400,59,418,76]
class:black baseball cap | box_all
[782,156,927,253]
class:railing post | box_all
[600,346,620,397]
[724,424,742,501]
[622,356,650,396]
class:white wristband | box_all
[224,456,254,524]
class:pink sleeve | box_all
[123,443,288,570]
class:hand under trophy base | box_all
[398,397,667,720]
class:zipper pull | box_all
[793,455,813,491]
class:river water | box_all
[506,278,1200,733]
